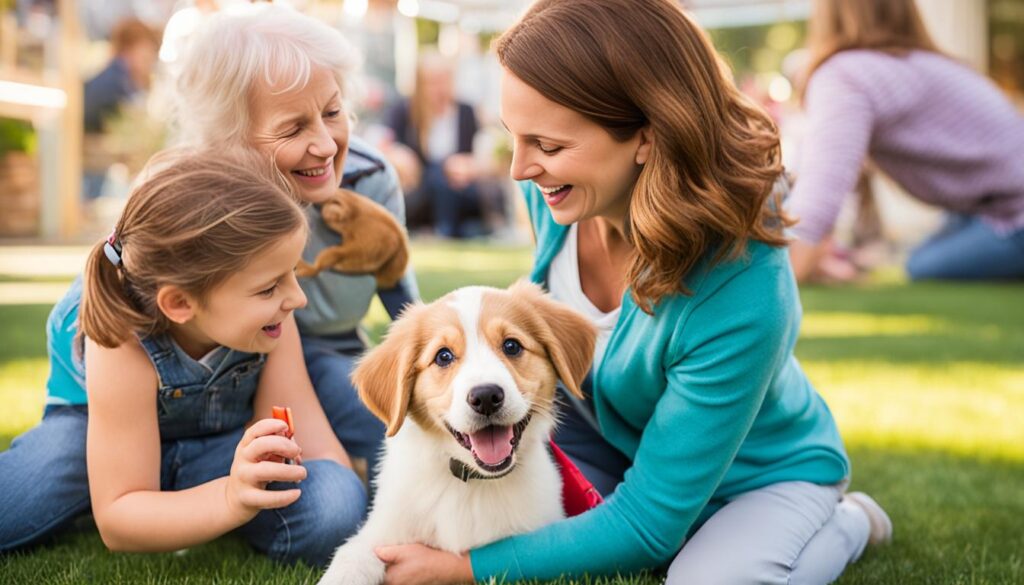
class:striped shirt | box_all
[787,49,1024,243]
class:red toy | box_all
[271,406,295,439]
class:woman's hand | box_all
[224,418,307,524]
[443,153,478,190]
[789,237,862,285]
[376,544,474,585]
[788,238,829,283]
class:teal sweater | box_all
[470,182,850,580]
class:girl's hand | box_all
[225,418,307,523]
[376,544,474,585]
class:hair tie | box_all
[103,229,123,267]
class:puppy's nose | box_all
[468,384,505,416]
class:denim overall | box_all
[139,334,263,441]
[0,281,366,566]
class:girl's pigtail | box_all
[80,234,149,348]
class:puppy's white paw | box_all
[317,542,386,585]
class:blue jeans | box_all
[160,422,366,566]
[302,334,385,484]
[0,406,91,552]
[906,214,1024,280]
[0,405,366,566]
[406,163,486,239]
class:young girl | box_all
[788,0,1024,282]
[0,150,366,566]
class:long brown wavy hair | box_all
[801,0,940,98]
[408,51,454,157]
[80,148,306,348]
[495,0,789,312]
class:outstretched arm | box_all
[786,63,876,283]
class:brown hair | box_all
[495,0,789,312]
[80,149,307,348]
[409,51,454,156]
[110,18,161,55]
[801,0,940,96]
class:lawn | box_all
[1,241,1022,584]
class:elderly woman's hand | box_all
[376,544,474,585]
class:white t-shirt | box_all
[547,224,621,370]
[425,106,458,164]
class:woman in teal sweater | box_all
[373,0,891,582]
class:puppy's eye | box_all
[434,347,455,367]
[502,338,523,357]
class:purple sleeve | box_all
[787,63,876,243]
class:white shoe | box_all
[845,491,893,546]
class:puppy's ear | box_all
[352,308,422,437]
[510,280,597,399]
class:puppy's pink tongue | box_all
[469,426,514,465]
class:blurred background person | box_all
[81,17,160,203]
[383,51,504,239]
[157,0,222,78]
[786,0,1024,283]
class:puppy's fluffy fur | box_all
[318,281,596,585]
[296,189,408,288]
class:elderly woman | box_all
[0,4,414,566]
[173,1,418,486]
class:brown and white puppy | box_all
[317,281,596,585]
[296,188,409,288]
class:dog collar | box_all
[449,458,515,482]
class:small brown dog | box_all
[296,189,409,288]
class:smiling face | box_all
[500,68,650,227]
[249,67,349,204]
[172,227,308,357]
[354,282,596,478]
[417,288,553,474]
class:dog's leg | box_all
[317,517,393,585]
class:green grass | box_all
[1,241,1022,584]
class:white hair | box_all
[173,3,361,149]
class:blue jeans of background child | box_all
[0,405,366,566]
[906,214,1024,280]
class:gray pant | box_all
[555,390,871,584]
[666,481,869,585]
